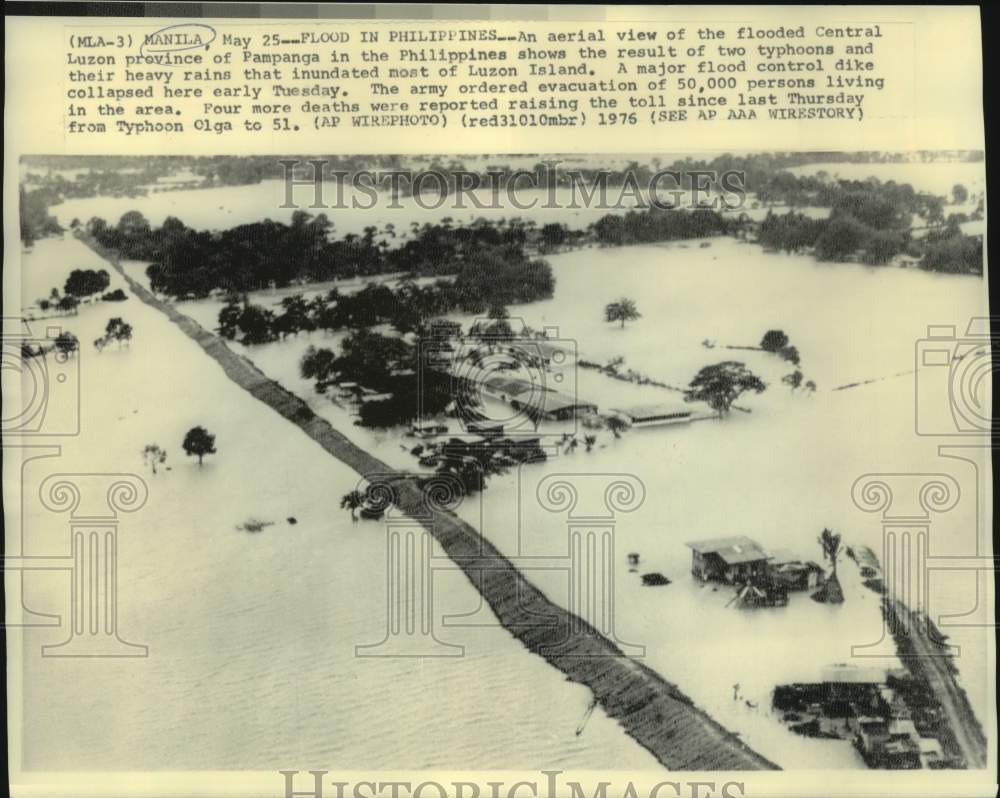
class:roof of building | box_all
[612,402,693,422]
[918,737,943,755]
[889,719,919,737]
[685,535,769,564]
[821,664,889,684]
[542,391,598,414]
[767,549,825,572]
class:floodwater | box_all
[166,233,990,769]
[11,236,660,773]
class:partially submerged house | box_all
[466,421,504,437]
[686,536,770,584]
[774,664,947,769]
[611,403,694,428]
[481,374,541,405]
[768,548,825,591]
[533,390,598,422]
[732,580,788,608]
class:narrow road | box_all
[88,235,779,771]
[889,599,987,769]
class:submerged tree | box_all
[64,268,110,299]
[142,444,167,475]
[57,295,80,315]
[812,527,845,604]
[340,490,364,522]
[779,345,800,366]
[95,317,133,350]
[182,426,216,467]
[53,331,79,357]
[760,329,789,352]
[604,297,642,329]
[106,317,133,347]
[685,361,767,418]
[299,345,339,390]
[818,527,843,575]
[782,370,804,392]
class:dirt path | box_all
[888,599,988,769]
[89,236,778,771]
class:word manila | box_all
[144,30,207,48]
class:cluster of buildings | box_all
[773,665,949,769]
[425,337,696,427]
[685,535,825,607]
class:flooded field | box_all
[13,236,660,772]
[158,233,988,768]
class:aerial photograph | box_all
[10,150,990,775]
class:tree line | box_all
[84,210,553,300]
[757,200,982,274]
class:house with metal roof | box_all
[611,402,694,428]
[686,535,770,584]
[533,390,598,421]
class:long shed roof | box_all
[685,535,769,564]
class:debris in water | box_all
[237,518,274,533]
[575,698,597,736]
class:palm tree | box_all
[142,444,167,475]
[813,527,845,605]
[818,527,842,576]
[340,490,364,522]
[604,297,641,328]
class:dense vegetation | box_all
[300,330,454,428]
[19,186,63,245]
[756,184,982,274]
[85,210,554,304]
[591,207,734,245]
